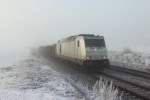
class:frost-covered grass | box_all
[0,89,68,100]
[0,78,122,100]
[72,77,122,100]
[91,78,122,100]
[0,56,81,100]
[109,48,150,70]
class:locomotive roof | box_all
[78,34,102,38]
[59,34,102,42]
[78,34,95,36]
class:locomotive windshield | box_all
[84,39,106,47]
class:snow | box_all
[0,89,68,100]
[109,48,150,70]
[1,46,149,99]
[0,56,81,100]
[0,47,122,100]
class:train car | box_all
[55,34,109,66]
[49,44,56,57]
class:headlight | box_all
[86,56,92,60]
[86,57,90,60]
[103,56,107,59]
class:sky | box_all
[0,0,150,64]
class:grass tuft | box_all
[90,77,122,100]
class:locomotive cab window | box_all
[84,39,105,47]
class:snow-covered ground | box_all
[3,46,150,100]
[0,56,82,100]
[109,48,150,71]
[1,46,149,100]
[0,48,121,100]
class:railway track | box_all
[95,65,150,100]
[109,65,150,79]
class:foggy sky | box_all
[0,0,150,51]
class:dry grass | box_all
[89,77,122,100]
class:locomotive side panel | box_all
[61,40,75,58]
[55,36,86,65]
[49,44,56,57]
[75,37,86,60]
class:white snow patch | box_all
[0,89,69,100]
[109,48,150,70]
[0,56,81,100]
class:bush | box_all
[91,77,122,100]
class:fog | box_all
[0,0,150,65]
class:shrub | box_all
[91,77,122,100]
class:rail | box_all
[95,65,150,100]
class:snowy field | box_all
[0,56,81,100]
[1,47,149,100]
[109,48,150,71]
[0,48,121,100]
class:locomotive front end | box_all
[83,36,109,66]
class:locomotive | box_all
[50,34,109,66]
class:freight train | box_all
[49,34,109,66]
